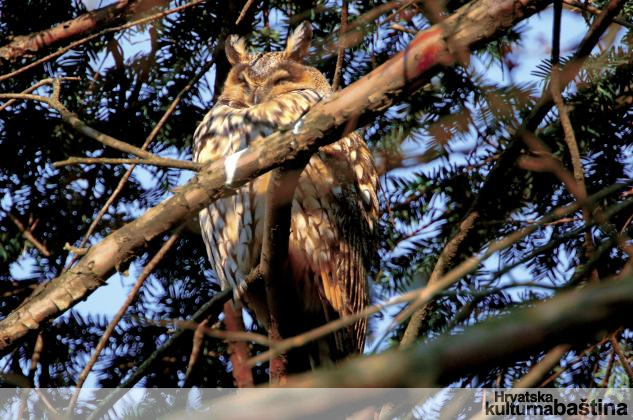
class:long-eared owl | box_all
[192,22,378,371]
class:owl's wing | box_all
[290,131,379,356]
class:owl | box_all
[192,22,378,372]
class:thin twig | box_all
[144,317,271,346]
[184,319,208,387]
[17,333,44,419]
[67,225,183,414]
[563,0,633,29]
[0,90,195,169]
[610,335,633,385]
[599,348,616,387]
[0,0,206,83]
[331,0,348,91]
[400,211,478,346]
[550,0,597,276]
[0,77,80,113]
[235,0,255,25]
[53,156,202,171]
[8,213,51,258]
[514,344,570,387]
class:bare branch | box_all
[331,0,349,91]
[0,0,206,82]
[67,225,183,414]
[610,334,633,385]
[235,0,256,25]
[563,0,633,29]
[0,0,167,63]
[400,211,479,346]
[53,156,202,171]
[8,213,51,258]
[0,86,196,170]
[513,345,570,388]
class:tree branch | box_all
[0,85,200,171]
[0,0,206,82]
[400,211,479,346]
[0,0,164,63]
[222,302,255,388]
[52,156,202,171]
[0,0,553,354]
[68,225,183,414]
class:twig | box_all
[0,89,195,169]
[17,333,44,419]
[550,0,597,274]
[514,345,570,387]
[331,0,348,91]
[599,348,616,387]
[390,23,416,34]
[53,156,202,171]
[0,77,80,113]
[184,319,208,387]
[563,0,633,30]
[67,225,183,414]
[142,317,271,346]
[223,302,255,387]
[235,0,255,25]
[610,335,633,385]
[8,213,51,258]
[0,0,206,82]
[400,211,478,346]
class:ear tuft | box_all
[283,21,312,62]
[225,35,248,65]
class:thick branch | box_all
[0,0,169,63]
[0,0,205,82]
[0,0,552,353]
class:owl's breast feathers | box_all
[193,89,378,357]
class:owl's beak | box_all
[252,87,268,105]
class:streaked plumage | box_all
[193,22,378,369]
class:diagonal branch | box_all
[67,225,183,413]
[0,86,200,171]
[0,0,167,63]
[0,0,206,82]
[0,0,553,354]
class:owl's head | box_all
[219,22,331,107]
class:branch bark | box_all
[0,0,169,63]
[0,0,553,353]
